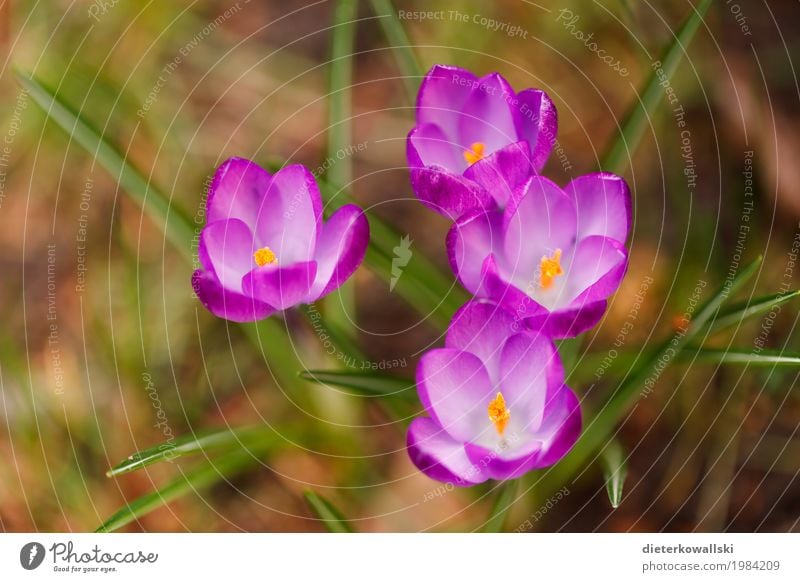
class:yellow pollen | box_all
[488,392,511,436]
[253,246,277,267]
[538,248,563,290]
[463,142,486,166]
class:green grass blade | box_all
[299,369,415,400]
[15,69,195,262]
[304,491,354,532]
[542,257,762,494]
[96,449,261,532]
[710,289,800,335]
[324,0,359,340]
[600,0,712,172]
[482,480,519,532]
[106,425,277,477]
[369,0,423,102]
[684,347,800,367]
[600,440,627,508]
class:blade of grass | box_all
[369,0,423,102]
[324,0,359,341]
[710,289,800,335]
[600,440,627,508]
[540,257,762,496]
[96,448,263,532]
[304,490,354,532]
[14,68,194,261]
[106,425,280,477]
[482,480,519,532]
[684,347,800,367]
[17,69,301,386]
[299,369,415,400]
[600,0,712,172]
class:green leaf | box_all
[106,425,278,477]
[710,290,800,335]
[299,369,416,400]
[683,347,800,367]
[540,257,762,496]
[16,69,300,386]
[96,449,261,532]
[324,0,359,340]
[304,491,354,533]
[369,0,423,102]
[15,68,195,262]
[600,440,627,508]
[600,0,712,173]
[482,480,519,532]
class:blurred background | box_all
[0,0,798,532]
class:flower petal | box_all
[409,165,495,220]
[532,387,582,468]
[407,417,488,486]
[192,269,275,323]
[447,210,504,294]
[416,348,495,443]
[514,89,558,171]
[458,72,520,155]
[479,254,549,320]
[198,218,255,292]
[254,164,322,263]
[502,176,577,281]
[206,157,272,231]
[310,204,369,300]
[523,300,608,339]
[462,141,534,209]
[416,64,479,143]
[241,261,317,311]
[566,173,631,243]
[407,123,466,174]
[445,300,518,383]
[564,235,627,303]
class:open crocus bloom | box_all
[192,158,369,322]
[407,64,557,220]
[447,173,630,338]
[407,301,581,485]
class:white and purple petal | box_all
[309,204,369,300]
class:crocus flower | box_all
[407,301,581,485]
[192,158,369,322]
[447,173,630,338]
[407,64,557,220]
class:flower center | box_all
[538,248,563,290]
[487,391,510,436]
[463,142,486,166]
[253,246,278,267]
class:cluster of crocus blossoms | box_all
[405,65,631,485]
[192,63,630,489]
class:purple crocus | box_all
[192,158,369,322]
[447,173,631,338]
[407,301,581,485]
[407,64,557,220]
